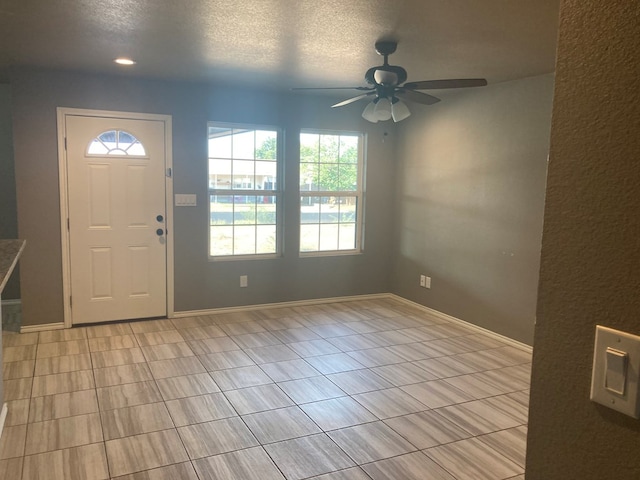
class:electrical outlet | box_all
[424,276,431,289]
[419,275,426,287]
[240,275,248,287]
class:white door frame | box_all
[57,107,174,328]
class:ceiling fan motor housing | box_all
[366,41,407,89]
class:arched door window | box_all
[87,130,146,156]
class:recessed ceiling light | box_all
[114,58,136,66]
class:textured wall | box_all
[0,84,20,300]
[527,0,640,477]
[11,69,396,326]
[392,75,554,344]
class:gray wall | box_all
[391,75,554,344]
[527,0,640,477]
[11,69,396,327]
[0,84,20,300]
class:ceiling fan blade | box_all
[404,78,488,90]
[291,86,373,91]
[332,92,376,108]
[396,89,441,105]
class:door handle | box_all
[156,214,164,222]
[156,228,164,236]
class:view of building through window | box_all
[208,125,279,257]
[300,131,363,253]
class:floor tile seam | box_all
[438,374,529,396]
[106,451,190,479]
[348,393,433,420]
[203,439,290,480]
[18,440,109,480]
[88,329,147,352]
[472,429,528,468]
[412,370,530,394]
[23,434,105,459]
[218,394,298,452]
[260,431,352,480]
[299,465,375,480]
[0,422,27,467]
[255,357,320,383]
[460,342,533,359]
[418,445,475,480]
[428,403,529,439]
[429,391,530,415]
[406,389,511,413]
[89,342,156,412]
[172,402,214,464]
[141,350,186,446]
[235,381,372,444]
[221,380,296,419]
[427,406,496,439]
[99,399,177,441]
[273,381,349,405]
[26,389,100,424]
[319,438,437,473]
[319,423,384,472]
[421,435,525,478]
[379,416,477,452]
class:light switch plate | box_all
[590,325,640,418]
[175,194,197,207]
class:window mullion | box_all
[208,123,279,258]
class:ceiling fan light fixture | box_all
[391,99,411,122]
[361,101,379,123]
[114,57,136,66]
[373,97,392,121]
[373,69,399,86]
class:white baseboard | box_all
[20,322,65,334]
[175,292,531,352]
[0,403,7,442]
[172,293,389,318]
[389,294,533,353]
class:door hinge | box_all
[166,168,172,178]
[69,296,72,308]
[64,137,67,150]
[67,218,70,230]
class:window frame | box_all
[299,129,365,257]
[86,129,148,157]
[207,122,283,261]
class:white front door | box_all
[65,114,168,325]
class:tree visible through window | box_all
[300,131,363,253]
[208,125,280,257]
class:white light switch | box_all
[175,194,197,207]
[590,325,640,418]
[605,347,627,395]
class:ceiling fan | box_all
[293,41,488,123]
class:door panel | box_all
[66,115,167,324]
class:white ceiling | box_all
[0,0,560,92]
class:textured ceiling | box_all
[0,0,560,91]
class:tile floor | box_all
[0,297,530,480]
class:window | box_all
[208,124,280,258]
[87,130,146,156]
[299,131,364,254]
